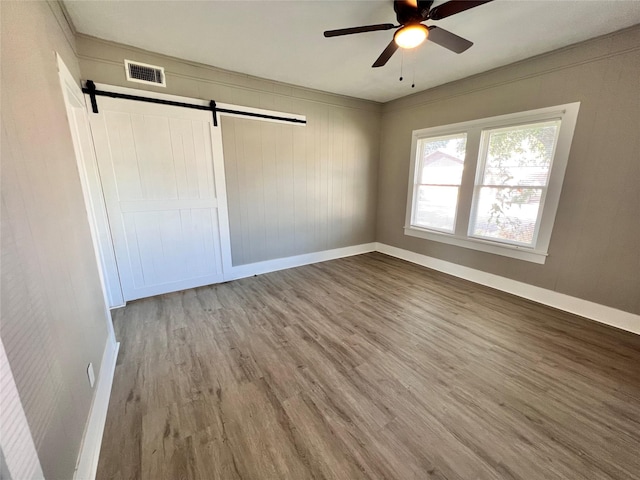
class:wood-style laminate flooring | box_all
[96,253,640,480]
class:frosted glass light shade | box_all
[394,24,429,49]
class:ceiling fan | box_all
[324,0,493,68]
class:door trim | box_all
[57,54,125,309]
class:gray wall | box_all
[222,112,377,265]
[0,447,10,480]
[377,26,640,315]
[76,28,640,313]
[76,35,381,265]
[1,1,110,477]
[2,7,637,478]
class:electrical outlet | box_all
[87,362,95,388]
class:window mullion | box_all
[404,102,580,263]
[405,133,421,229]
[454,127,481,237]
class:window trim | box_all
[404,102,580,264]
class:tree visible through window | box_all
[405,103,580,263]
[471,121,560,246]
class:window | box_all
[412,133,467,233]
[405,103,580,264]
[470,120,560,246]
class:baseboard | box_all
[103,241,637,336]
[226,242,377,281]
[74,338,120,480]
[376,243,640,335]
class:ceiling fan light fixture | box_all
[394,24,429,49]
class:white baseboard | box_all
[222,241,639,335]
[226,242,377,281]
[74,338,120,480]
[376,243,640,335]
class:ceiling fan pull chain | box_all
[412,54,416,88]
[399,50,404,81]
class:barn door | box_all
[88,96,226,301]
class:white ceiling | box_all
[63,0,640,103]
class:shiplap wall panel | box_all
[1,2,111,477]
[76,35,381,268]
[221,102,378,266]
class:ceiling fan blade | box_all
[429,0,492,21]
[324,23,396,38]
[372,40,399,68]
[427,26,473,53]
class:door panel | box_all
[88,97,224,301]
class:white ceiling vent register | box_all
[124,59,166,87]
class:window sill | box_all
[404,226,548,264]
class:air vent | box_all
[124,59,166,87]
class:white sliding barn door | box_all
[88,97,225,301]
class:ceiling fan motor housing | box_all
[394,0,433,24]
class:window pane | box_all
[482,121,560,186]
[418,134,466,185]
[471,187,542,245]
[414,186,459,232]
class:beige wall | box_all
[76,35,381,265]
[1,1,110,477]
[378,26,640,315]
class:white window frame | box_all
[404,103,580,264]
[410,132,467,234]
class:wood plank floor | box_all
[96,253,640,480]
